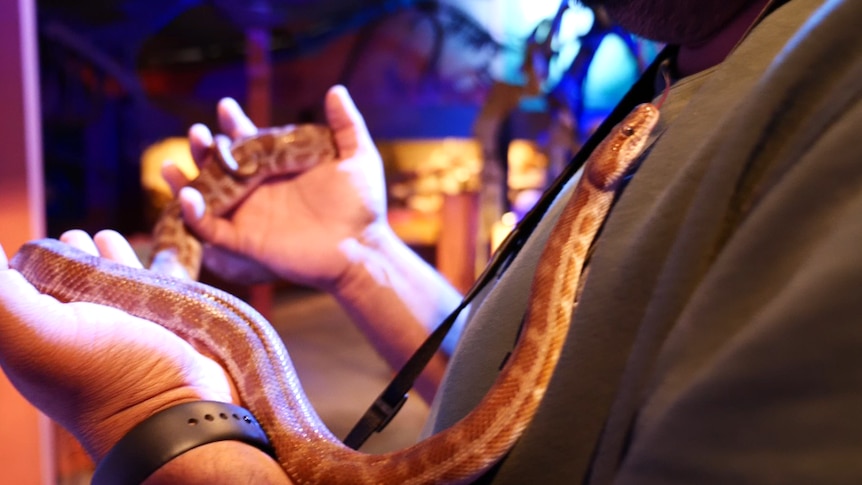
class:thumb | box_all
[178,187,239,250]
[324,85,374,159]
[0,242,44,333]
[0,260,66,369]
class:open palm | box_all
[166,86,389,291]
[0,230,236,461]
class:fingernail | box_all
[190,124,213,145]
[180,187,206,220]
[220,97,240,114]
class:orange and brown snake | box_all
[10,103,659,484]
[148,124,339,280]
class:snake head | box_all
[214,134,260,178]
[585,103,660,190]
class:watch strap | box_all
[91,400,275,485]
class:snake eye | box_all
[621,125,635,137]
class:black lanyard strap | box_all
[343,0,792,451]
[342,45,674,450]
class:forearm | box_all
[143,442,293,485]
[333,224,464,402]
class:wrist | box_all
[92,401,274,485]
[82,392,214,462]
[331,222,405,300]
[328,222,456,402]
[143,441,291,485]
[81,355,239,461]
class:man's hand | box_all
[0,230,237,461]
[162,85,389,291]
[160,85,458,402]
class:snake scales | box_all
[11,104,659,484]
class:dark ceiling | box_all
[36,0,434,69]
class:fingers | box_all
[178,187,236,249]
[161,160,191,195]
[217,98,257,139]
[60,230,99,256]
[0,243,7,270]
[183,99,254,183]
[59,230,142,268]
[93,230,143,269]
[325,85,374,158]
[188,123,214,167]
[157,123,212,196]
[179,187,207,221]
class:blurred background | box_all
[3,0,659,482]
[36,0,656,252]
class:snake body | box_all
[11,104,658,484]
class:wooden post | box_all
[0,0,53,483]
[436,192,480,294]
[246,27,272,126]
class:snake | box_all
[10,103,659,484]
[149,124,338,280]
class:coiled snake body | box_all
[11,105,658,484]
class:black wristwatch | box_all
[91,401,275,485]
